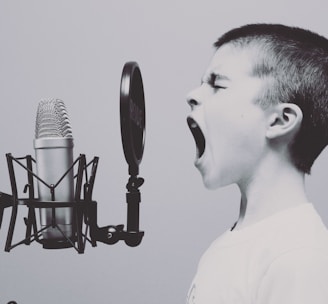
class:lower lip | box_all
[194,150,205,167]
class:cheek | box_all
[206,105,267,157]
[205,105,255,138]
[234,110,267,151]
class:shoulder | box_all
[264,204,328,253]
[256,248,328,304]
[267,247,328,275]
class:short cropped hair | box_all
[214,24,328,173]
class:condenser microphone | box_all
[34,99,74,246]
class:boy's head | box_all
[213,24,328,174]
[187,24,328,190]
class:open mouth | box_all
[187,117,206,158]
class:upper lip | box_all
[187,116,206,158]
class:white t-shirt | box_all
[187,203,328,304]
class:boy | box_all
[186,24,328,304]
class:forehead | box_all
[205,43,258,80]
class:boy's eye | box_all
[209,81,226,91]
[203,73,227,90]
[212,84,226,90]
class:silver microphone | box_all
[34,99,74,243]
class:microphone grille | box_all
[35,99,73,139]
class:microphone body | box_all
[34,99,75,242]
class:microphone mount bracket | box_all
[0,153,144,253]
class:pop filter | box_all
[120,62,146,176]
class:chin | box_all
[201,171,234,190]
[203,181,218,190]
[202,175,224,190]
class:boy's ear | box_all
[266,103,303,139]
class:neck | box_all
[234,159,309,230]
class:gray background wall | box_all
[0,1,328,303]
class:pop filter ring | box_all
[120,62,146,176]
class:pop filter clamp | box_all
[0,61,146,253]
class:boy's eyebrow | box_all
[201,72,230,84]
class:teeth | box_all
[187,117,205,158]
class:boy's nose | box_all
[186,89,202,109]
[187,98,199,109]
